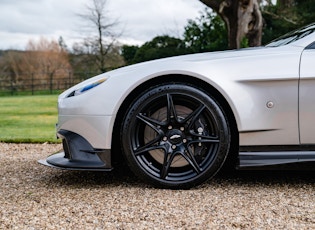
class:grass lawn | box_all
[0,95,60,143]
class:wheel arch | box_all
[111,74,239,167]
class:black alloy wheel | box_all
[121,83,231,189]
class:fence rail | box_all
[0,72,98,96]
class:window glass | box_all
[266,23,315,47]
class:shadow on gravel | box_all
[216,169,315,184]
[205,162,315,189]
[41,162,315,190]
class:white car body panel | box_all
[57,115,112,149]
[299,49,315,144]
[58,46,305,149]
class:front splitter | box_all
[38,152,113,171]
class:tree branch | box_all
[199,0,221,12]
[262,10,297,25]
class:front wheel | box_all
[121,83,231,189]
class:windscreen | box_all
[266,23,315,47]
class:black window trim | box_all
[306,41,315,49]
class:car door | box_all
[299,43,315,144]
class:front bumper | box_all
[38,130,113,171]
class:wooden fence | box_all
[0,72,98,96]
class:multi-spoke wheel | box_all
[121,83,230,189]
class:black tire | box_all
[121,83,230,189]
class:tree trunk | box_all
[200,0,263,49]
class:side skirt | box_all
[238,145,315,169]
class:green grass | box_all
[0,95,60,143]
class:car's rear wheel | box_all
[121,83,230,189]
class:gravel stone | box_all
[1,143,315,229]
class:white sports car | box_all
[39,23,315,189]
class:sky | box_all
[0,0,206,50]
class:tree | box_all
[2,38,71,92]
[25,38,70,76]
[261,0,315,44]
[126,36,189,64]
[58,36,68,51]
[199,0,263,49]
[76,0,121,73]
[121,45,139,65]
[183,9,228,53]
[71,40,125,77]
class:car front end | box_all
[39,74,117,171]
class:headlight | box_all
[68,77,108,97]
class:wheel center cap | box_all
[168,130,183,144]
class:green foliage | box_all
[121,45,139,65]
[295,0,315,25]
[240,37,249,48]
[122,9,229,64]
[128,36,189,64]
[0,95,59,143]
[183,9,228,53]
[262,6,298,44]
[262,0,315,44]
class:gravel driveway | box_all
[1,143,315,229]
